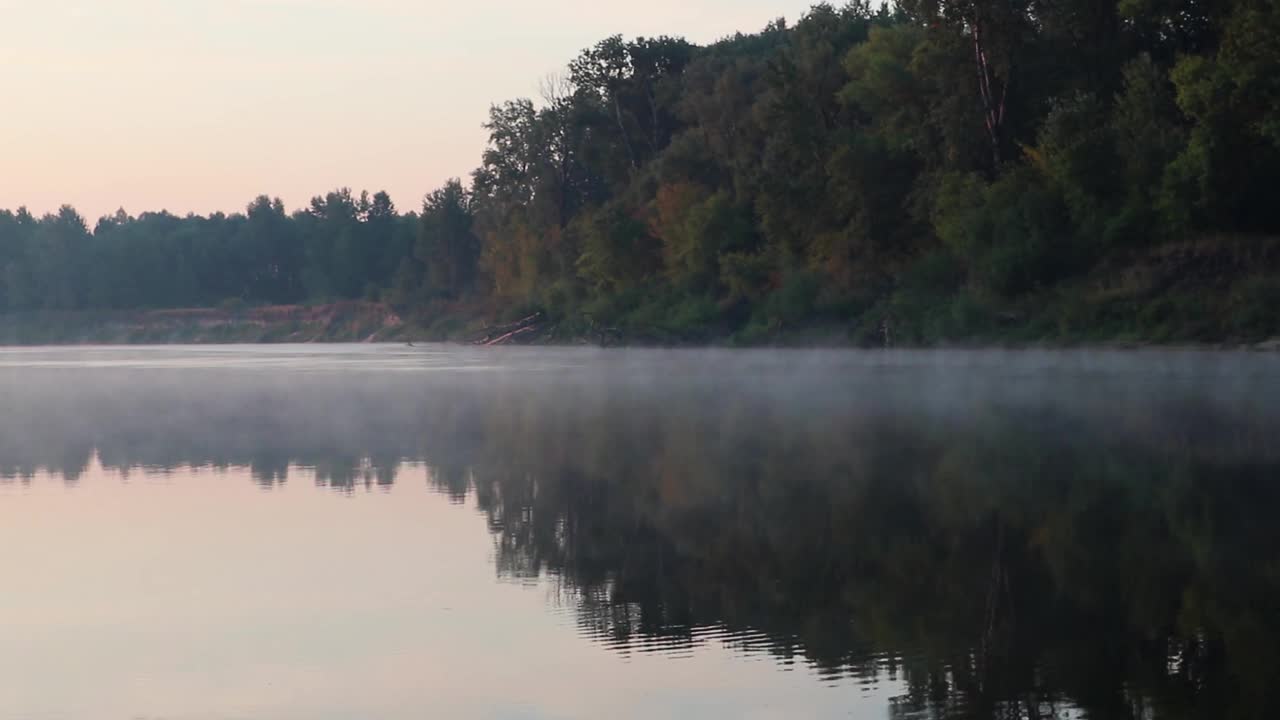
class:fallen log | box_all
[473,312,543,344]
[484,324,541,346]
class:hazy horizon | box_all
[0,0,818,222]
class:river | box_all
[1,345,1277,719]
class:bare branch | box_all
[538,72,574,108]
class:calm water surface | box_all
[1,345,1278,720]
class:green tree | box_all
[417,180,479,300]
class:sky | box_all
[0,0,820,222]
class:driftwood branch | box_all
[474,312,545,346]
[483,325,540,346]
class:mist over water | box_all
[2,345,1278,719]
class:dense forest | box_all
[3,0,1279,344]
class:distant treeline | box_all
[3,0,1279,343]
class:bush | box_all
[1229,276,1280,339]
[218,297,248,316]
[755,270,821,332]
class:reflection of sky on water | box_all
[0,463,896,720]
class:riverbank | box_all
[0,301,406,345]
[411,236,1280,349]
[0,306,1276,351]
[1,235,1278,349]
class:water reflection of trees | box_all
[483,380,1280,720]
[2,363,1279,718]
[457,387,1280,720]
[0,371,436,488]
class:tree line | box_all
[3,0,1278,342]
[0,191,415,311]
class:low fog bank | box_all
[0,345,1275,483]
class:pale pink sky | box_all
[0,0,820,221]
